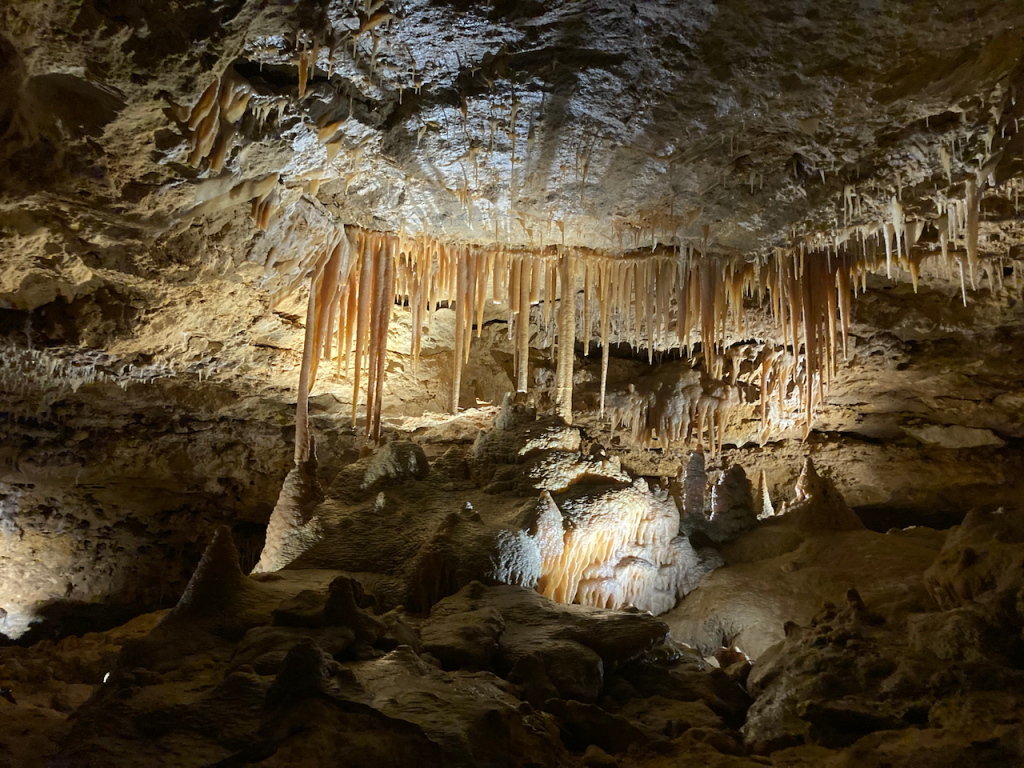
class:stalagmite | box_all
[683,448,706,518]
[757,469,774,519]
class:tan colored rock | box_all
[903,424,1006,449]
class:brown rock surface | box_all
[4,2,1024,766]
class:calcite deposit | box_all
[5,0,1024,765]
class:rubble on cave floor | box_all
[2,411,1023,767]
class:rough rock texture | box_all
[665,461,940,658]
[4,401,1024,768]
[4,2,1024,765]
[744,558,1024,762]
[6,0,1024,640]
[0,534,755,768]
[256,404,719,616]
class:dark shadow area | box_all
[0,598,164,648]
[856,504,965,532]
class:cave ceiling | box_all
[3,0,1024,430]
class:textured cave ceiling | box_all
[7,0,1024,250]
[2,0,1024,446]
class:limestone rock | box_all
[664,527,945,659]
[408,510,542,611]
[420,582,669,702]
[252,450,325,574]
[682,449,707,519]
[782,458,864,533]
[682,464,757,545]
[924,507,1024,610]
[743,580,1024,761]
[162,525,281,641]
[361,440,431,488]
[903,424,1006,449]
[259,417,705,616]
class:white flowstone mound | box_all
[536,479,721,615]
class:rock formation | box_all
[4,1,1024,765]
[247,406,719,616]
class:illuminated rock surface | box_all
[4,0,1024,765]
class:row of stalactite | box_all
[287,194,997,447]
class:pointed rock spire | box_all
[252,440,325,574]
[784,457,862,532]
[172,525,249,618]
[682,448,706,519]
[757,469,775,519]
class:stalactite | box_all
[556,250,575,423]
[351,231,374,427]
[758,469,774,518]
[309,237,346,385]
[364,235,385,437]
[342,268,358,376]
[452,246,469,413]
[273,207,949,454]
[599,258,611,416]
[966,176,981,291]
[582,259,592,355]
[294,271,318,464]
[516,255,531,393]
[369,240,395,442]
[475,248,488,338]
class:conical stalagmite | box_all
[170,526,250,618]
[252,441,325,574]
[683,449,706,519]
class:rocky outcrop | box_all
[743,575,1024,763]
[682,463,758,546]
[664,464,941,658]
[2,573,758,768]
[924,507,1024,610]
[0,384,358,642]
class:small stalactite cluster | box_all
[604,369,739,458]
[332,229,396,443]
[167,69,254,172]
[819,171,1006,307]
